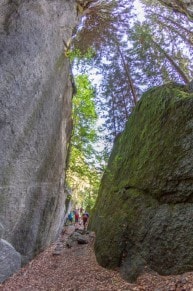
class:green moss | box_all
[91,82,193,275]
[93,187,158,268]
[103,83,193,201]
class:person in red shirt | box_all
[75,210,79,226]
[82,212,89,230]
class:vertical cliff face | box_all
[0,0,78,261]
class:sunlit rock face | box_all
[91,83,193,282]
[159,0,193,19]
[0,0,78,264]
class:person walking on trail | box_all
[82,211,89,230]
[75,210,79,226]
[68,212,73,225]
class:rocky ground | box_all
[1,225,193,291]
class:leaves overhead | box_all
[72,0,193,147]
[67,0,193,207]
[67,75,102,209]
[74,0,135,53]
[157,0,193,20]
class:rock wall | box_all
[90,83,193,282]
[0,0,78,266]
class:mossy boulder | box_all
[90,83,193,282]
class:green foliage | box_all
[66,47,95,62]
[72,0,193,150]
[72,75,98,153]
[67,0,193,210]
[67,74,103,209]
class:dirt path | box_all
[1,225,193,290]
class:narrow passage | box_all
[0,225,193,290]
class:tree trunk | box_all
[116,44,138,105]
[157,14,193,35]
[111,93,118,137]
[151,37,190,84]
[156,19,193,46]
[121,92,129,119]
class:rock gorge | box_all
[0,0,79,281]
[90,83,193,282]
[0,0,193,284]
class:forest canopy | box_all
[73,0,193,141]
[67,0,193,208]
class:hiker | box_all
[68,212,73,224]
[75,210,79,225]
[82,211,89,230]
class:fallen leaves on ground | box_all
[1,225,193,290]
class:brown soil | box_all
[1,225,193,291]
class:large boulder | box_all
[0,0,78,262]
[0,239,21,283]
[90,83,193,282]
